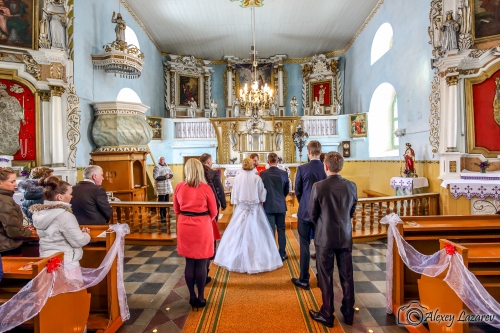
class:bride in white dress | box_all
[214,158,283,274]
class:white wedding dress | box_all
[214,170,283,274]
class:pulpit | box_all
[90,151,147,202]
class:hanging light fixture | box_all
[238,6,275,131]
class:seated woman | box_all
[0,167,33,256]
[18,167,53,224]
[31,176,91,269]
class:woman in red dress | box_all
[174,158,218,310]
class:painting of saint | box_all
[235,63,273,96]
[474,0,500,41]
[349,114,367,138]
[0,0,36,49]
[179,75,199,107]
[147,117,163,140]
[310,81,331,106]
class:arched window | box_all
[125,26,140,48]
[116,88,141,103]
[368,83,398,157]
[392,95,399,149]
[371,23,393,65]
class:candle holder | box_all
[292,121,309,165]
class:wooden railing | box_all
[109,202,174,235]
[353,193,440,234]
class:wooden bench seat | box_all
[362,189,389,197]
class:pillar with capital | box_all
[39,91,52,165]
[445,75,459,152]
[49,85,65,167]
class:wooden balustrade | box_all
[109,202,174,235]
[352,193,439,240]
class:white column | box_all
[40,91,52,165]
[446,75,459,152]
[227,66,233,106]
[278,65,284,106]
[49,85,65,167]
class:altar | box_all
[390,177,429,196]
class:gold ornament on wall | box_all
[494,77,500,126]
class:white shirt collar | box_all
[83,179,96,185]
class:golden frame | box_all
[234,63,275,100]
[309,79,333,108]
[349,113,368,138]
[146,116,163,140]
[470,0,500,44]
[177,73,200,107]
[0,68,41,167]
[0,0,39,50]
[465,61,500,157]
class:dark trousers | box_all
[266,212,286,257]
[298,219,315,282]
[158,194,169,218]
[316,246,354,321]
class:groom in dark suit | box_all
[308,152,357,327]
[260,153,289,261]
[291,140,326,290]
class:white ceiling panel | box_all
[124,0,380,59]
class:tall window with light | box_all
[392,95,399,149]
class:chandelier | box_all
[238,6,275,126]
[91,13,145,79]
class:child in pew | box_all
[31,176,91,280]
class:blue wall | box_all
[284,63,303,116]
[211,64,226,117]
[74,0,165,166]
[344,0,434,160]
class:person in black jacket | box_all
[200,154,226,212]
[308,152,357,328]
[71,165,112,225]
[260,153,289,260]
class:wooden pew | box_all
[362,189,389,197]
[0,252,91,332]
[418,239,500,333]
[392,215,500,313]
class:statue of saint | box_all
[494,77,500,126]
[210,99,218,118]
[274,123,283,151]
[229,123,238,151]
[169,102,176,118]
[45,2,67,50]
[269,99,277,116]
[318,85,326,105]
[290,96,298,116]
[232,99,240,117]
[112,12,126,43]
[312,97,321,115]
[0,86,25,156]
[441,11,460,51]
[404,143,416,177]
[188,98,197,118]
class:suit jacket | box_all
[260,166,289,214]
[209,169,226,210]
[71,181,112,225]
[295,159,326,221]
[309,175,357,249]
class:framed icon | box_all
[146,116,163,140]
[342,141,351,158]
[349,113,368,138]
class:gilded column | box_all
[49,85,66,167]
[445,75,459,152]
[40,91,52,166]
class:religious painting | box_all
[349,113,367,138]
[178,75,200,107]
[0,0,38,49]
[0,78,36,160]
[465,64,500,157]
[472,0,500,42]
[146,116,163,140]
[235,63,273,97]
[310,80,331,107]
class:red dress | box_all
[174,182,218,259]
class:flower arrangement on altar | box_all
[277,157,283,164]
[230,157,237,164]
[21,165,30,178]
[475,160,491,173]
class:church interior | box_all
[0,0,499,332]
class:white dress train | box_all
[214,170,283,274]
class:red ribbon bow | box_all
[47,257,62,273]
[444,243,456,255]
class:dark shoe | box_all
[344,318,353,325]
[310,253,316,259]
[197,299,207,308]
[189,298,199,311]
[309,310,334,328]
[281,254,288,261]
[291,277,310,290]
[205,276,212,285]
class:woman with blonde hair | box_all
[174,158,218,310]
[214,158,282,274]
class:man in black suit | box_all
[260,153,289,261]
[200,153,226,212]
[308,152,357,328]
[71,165,112,225]
[291,140,326,290]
